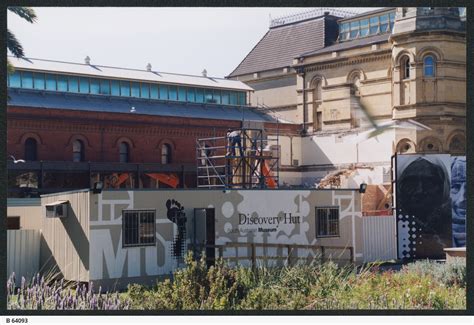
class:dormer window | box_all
[338,11,396,42]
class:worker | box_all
[226,129,243,156]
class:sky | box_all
[8,7,377,78]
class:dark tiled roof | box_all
[228,16,335,77]
[299,33,390,58]
[7,89,276,123]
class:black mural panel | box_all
[451,157,466,247]
[166,199,187,259]
[396,154,452,259]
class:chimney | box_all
[202,69,207,77]
[146,63,152,71]
[85,56,91,65]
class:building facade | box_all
[229,7,466,190]
[7,57,298,196]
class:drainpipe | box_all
[302,70,307,133]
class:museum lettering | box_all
[238,213,301,225]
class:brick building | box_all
[7,58,297,196]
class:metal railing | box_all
[189,242,354,269]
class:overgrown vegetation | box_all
[125,253,465,310]
[8,254,465,310]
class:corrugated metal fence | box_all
[7,230,41,286]
[362,216,397,263]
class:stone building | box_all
[229,7,466,188]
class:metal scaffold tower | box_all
[196,128,280,189]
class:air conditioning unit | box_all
[45,200,69,218]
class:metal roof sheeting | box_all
[8,89,276,123]
[9,57,253,92]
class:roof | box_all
[9,57,253,92]
[228,15,335,77]
[298,33,390,58]
[8,89,277,123]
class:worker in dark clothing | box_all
[226,129,243,157]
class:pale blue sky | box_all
[8,7,377,78]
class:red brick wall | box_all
[8,106,300,164]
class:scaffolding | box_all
[196,128,280,189]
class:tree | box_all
[7,7,37,73]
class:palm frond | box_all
[8,7,37,23]
[7,60,15,74]
[7,29,24,58]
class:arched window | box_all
[401,56,410,79]
[24,138,37,161]
[72,140,84,162]
[449,134,466,154]
[161,144,172,164]
[423,55,435,77]
[351,74,361,97]
[120,142,129,163]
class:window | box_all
[229,92,237,105]
[369,16,379,35]
[100,79,110,95]
[205,89,213,103]
[57,75,68,91]
[169,86,178,101]
[187,88,196,102]
[79,77,89,94]
[423,55,435,77]
[159,84,168,100]
[122,210,156,247]
[196,88,204,103]
[349,20,359,38]
[161,143,171,164]
[316,207,340,237]
[24,138,37,161]
[22,71,34,89]
[72,139,84,162]
[111,80,120,96]
[34,73,45,90]
[213,90,221,104]
[178,87,186,101]
[45,74,57,91]
[150,84,159,99]
[68,77,79,93]
[359,19,369,37]
[401,56,410,79]
[120,81,130,97]
[120,142,130,163]
[238,92,246,105]
[131,82,140,98]
[141,83,150,99]
[7,217,20,230]
[90,79,100,94]
[221,91,229,105]
[379,14,389,33]
[9,71,21,88]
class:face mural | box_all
[396,154,452,259]
[451,157,466,247]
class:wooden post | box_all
[349,247,354,263]
[251,243,256,271]
[321,246,325,263]
[287,245,292,267]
